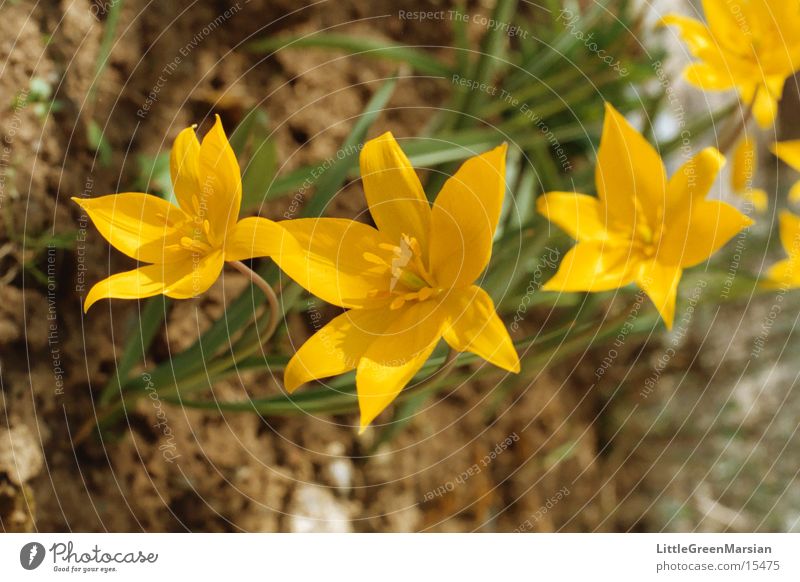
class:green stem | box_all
[229,260,281,342]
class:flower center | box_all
[158,206,219,256]
[364,233,441,310]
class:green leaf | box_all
[453,0,519,128]
[171,310,646,419]
[135,151,172,200]
[88,0,124,108]
[248,34,452,77]
[228,107,263,158]
[300,76,398,218]
[99,296,170,405]
[87,120,113,167]
[240,112,278,211]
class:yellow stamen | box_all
[363,252,388,266]
[179,236,212,253]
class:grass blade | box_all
[300,76,398,218]
[248,34,452,77]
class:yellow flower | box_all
[275,132,520,430]
[731,136,768,213]
[769,141,800,204]
[537,103,753,328]
[763,210,800,288]
[662,0,800,128]
[74,115,280,311]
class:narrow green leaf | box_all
[248,34,452,77]
[300,76,398,218]
[87,120,113,167]
[228,107,263,158]
[99,296,170,405]
[87,0,124,108]
[241,120,278,211]
[454,0,519,127]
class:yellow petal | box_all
[637,260,682,329]
[740,77,785,129]
[763,258,800,289]
[284,308,389,392]
[664,148,726,223]
[536,191,607,242]
[789,181,800,205]
[72,193,190,264]
[541,241,638,293]
[275,218,393,309]
[596,103,667,234]
[428,143,507,288]
[683,62,735,91]
[779,210,800,258]
[84,266,169,312]
[224,217,283,261]
[360,132,431,248]
[659,14,714,55]
[356,300,445,430]
[661,200,752,267]
[660,14,735,89]
[702,0,747,48]
[740,188,768,214]
[83,251,223,311]
[770,140,800,171]
[197,115,242,238]
[162,249,224,299]
[442,286,519,373]
[732,137,757,193]
[750,82,781,129]
[170,125,201,214]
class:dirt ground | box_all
[0,0,797,533]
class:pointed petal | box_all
[162,250,224,299]
[442,286,519,373]
[72,193,190,264]
[360,132,431,248]
[83,251,222,311]
[596,103,667,234]
[660,14,735,89]
[732,137,757,193]
[702,0,747,47]
[170,125,201,214]
[751,82,780,128]
[224,217,283,261]
[84,265,170,312]
[740,188,769,214]
[789,181,800,204]
[275,218,393,309]
[536,191,607,242]
[770,140,800,171]
[356,300,445,430]
[284,308,389,392]
[637,260,682,329]
[779,210,800,257]
[659,14,715,55]
[542,241,639,293]
[661,200,753,267]
[428,143,508,288]
[763,258,800,289]
[664,147,726,222]
[198,115,242,237]
[683,62,736,90]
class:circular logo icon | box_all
[20,542,46,570]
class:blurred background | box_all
[0,0,798,532]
